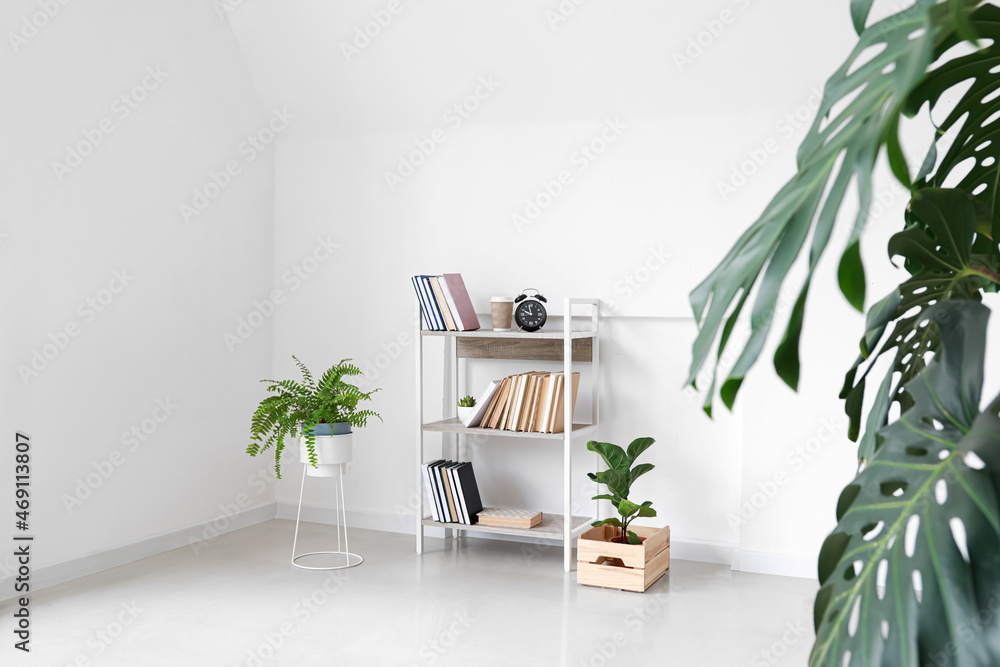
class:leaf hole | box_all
[881,620,890,640]
[905,514,920,557]
[964,452,986,470]
[950,518,970,563]
[983,88,1000,105]
[848,595,862,637]
[939,449,951,461]
[983,109,1000,128]
[862,521,884,541]
[913,570,923,602]
[908,28,927,41]
[973,183,988,196]
[880,480,908,497]
[983,157,997,168]
[876,559,889,599]
[976,140,993,151]
[935,479,948,505]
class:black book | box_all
[455,462,484,524]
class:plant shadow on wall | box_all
[246,357,381,478]
[687,2,1000,665]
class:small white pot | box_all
[457,406,476,427]
[300,433,353,477]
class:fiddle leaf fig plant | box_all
[688,3,1000,665]
[246,356,380,479]
[587,437,657,545]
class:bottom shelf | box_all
[422,514,594,540]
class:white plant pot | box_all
[457,406,476,427]
[300,433,353,477]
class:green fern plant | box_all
[458,395,476,408]
[246,356,381,478]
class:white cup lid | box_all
[491,296,514,302]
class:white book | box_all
[538,372,561,433]
[421,462,441,522]
[508,374,528,430]
[464,379,501,427]
[448,465,468,524]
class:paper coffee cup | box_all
[491,297,514,331]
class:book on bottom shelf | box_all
[476,508,542,529]
[420,460,483,524]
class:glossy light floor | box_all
[3,520,819,666]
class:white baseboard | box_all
[734,549,818,580]
[0,503,275,602]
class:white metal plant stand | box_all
[290,460,363,570]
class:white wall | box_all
[226,0,882,576]
[0,0,276,584]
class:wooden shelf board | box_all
[422,514,594,540]
[422,418,597,440]
[421,328,596,340]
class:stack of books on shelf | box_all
[467,371,580,433]
[421,460,484,524]
[411,274,480,331]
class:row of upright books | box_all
[462,371,581,433]
[410,274,480,331]
[422,460,483,524]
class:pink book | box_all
[441,274,481,331]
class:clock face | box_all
[515,300,547,332]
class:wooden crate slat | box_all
[576,524,670,593]
[457,337,592,362]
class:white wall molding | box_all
[734,549,818,581]
[0,504,275,602]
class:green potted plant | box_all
[587,437,657,544]
[577,437,669,593]
[457,394,476,426]
[246,356,380,478]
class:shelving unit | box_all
[415,298,601,572]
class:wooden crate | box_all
[577,524,670,593]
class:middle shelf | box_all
[422,417,598,440]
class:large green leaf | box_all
[908,3,1000,238]
[811,301,1000,667]
[626,437,655,465]
[688,0,954,414]
[840,189,996,460]
[688,1,971,413]
[587,441,628,472]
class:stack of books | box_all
[422,460,484,524]
[411,274,480,331]
[477,371,580,433]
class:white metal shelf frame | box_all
[414,297,601,572]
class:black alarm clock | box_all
[514,289,548,332]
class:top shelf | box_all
[421,327,597,340]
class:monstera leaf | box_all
[907,3,1000,239]
[688,1,977,416]
[811,301,1000,667]
[840,189,998,461]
